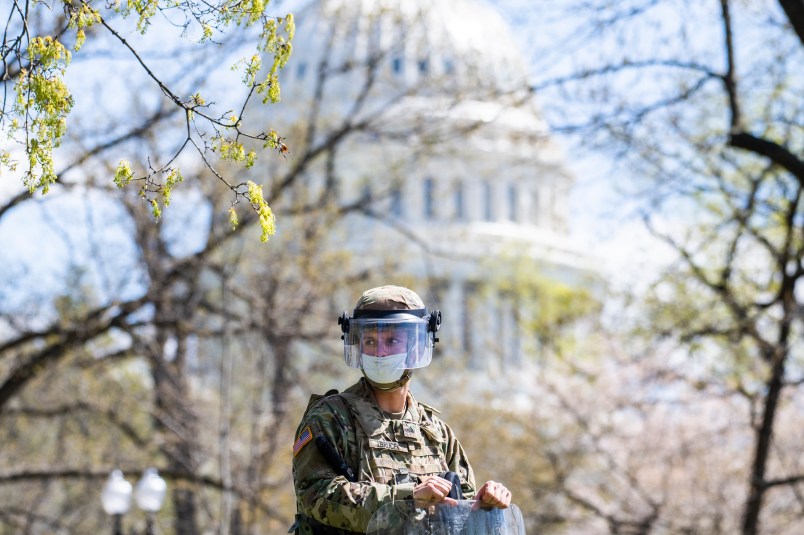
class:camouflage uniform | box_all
[291,378,477,534]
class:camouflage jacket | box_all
[292,378,477,533]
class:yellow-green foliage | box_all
[3,0,295,242]
[228,206,239,230]
[67,3,102,50]
[256,14,294,103]
[114,160,134,187]
[12,36,73,195]
[212,135,254,167]
[162,167,183,206]
[246,180,277,242]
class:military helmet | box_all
[338,285,441,387]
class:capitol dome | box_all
[282,0,531,98]
[258,0,593,371]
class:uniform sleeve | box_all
[438,418,477,499]
[292,402,415,533]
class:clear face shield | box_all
[339,311,440,373]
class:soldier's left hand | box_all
[473,480,511,509]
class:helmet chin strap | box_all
[363,369,413,391]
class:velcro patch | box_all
[401,422,420,439]
[293,426,314,457]
[369,438,408,452]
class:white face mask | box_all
[361,353,407,384]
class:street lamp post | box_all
[135,468,168,535]
[100,470,132,535]
[102,468,167,535]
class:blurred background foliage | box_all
[2,0,804,534]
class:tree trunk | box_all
[153,330,200,535]
[741,354,787,535]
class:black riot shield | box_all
[366,499,525,534]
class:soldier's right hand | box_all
[413,476,458,506]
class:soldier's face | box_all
[361,328,409,357]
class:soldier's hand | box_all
[473,480,511,509]
[413,476,458,506]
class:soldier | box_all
[291,285,512,534]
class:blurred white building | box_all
[260,0,595,376]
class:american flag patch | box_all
[293,426,313,457]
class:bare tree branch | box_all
[778,0,804,45]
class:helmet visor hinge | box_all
[338,311,350,340]
[428,310,442,345]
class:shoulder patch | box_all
[293,426,314,457]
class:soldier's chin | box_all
[363,369,413,391]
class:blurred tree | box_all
[514,1,804,534]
